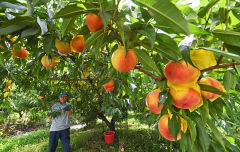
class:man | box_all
[48,92,72,152]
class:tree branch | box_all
[201,62,240,72]
[108,24,123,45]
[134,65,165,81]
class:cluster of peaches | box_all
[146,50,226,141]
[146,51,225,142]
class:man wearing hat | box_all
[48,92,72,152]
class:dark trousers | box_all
[48,128,71,152]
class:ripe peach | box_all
[103,79,115,91]
[55,38,71,54]
[70,35,85,53]
[158,114,182,141]
[146,90,163,114]
[170,86,201,109]
[12,47,28,59]
[86,13,104,33]
[41,55,60,69]
[164,60,200,84]
[111,46,138,72]
[198,77,225,101]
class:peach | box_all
[111,46,138,72]
[198,77,225,101]
[86,13,104,33]
[146,90,163,114]
[41,55,60,69]
[55,38,71,54]
[12,47,28,59]
[158,114,182,141]
[70,35,85,53]
[103,79,115,91]
[170,86,201,109]
[164,60,200,84]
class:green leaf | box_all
[199,84,226,96]
[0,1,26,11]
[135,49,161,75]
[160,92,173,117]
[134,0,190,35]
[199,98,209,125]
[22,0,34,16]
[84,30,106,50]
[52,4,97,19]
[189,23,209,35]
[207,118,226,151]
[138,26,156,49]
[179,35,194,65]
[155,33,182,61]
[37,16,48,35]
[140,7,152,22]
[62,18,76,37]
[0,22,31,35]
[158,91,168,107]
[21,26,39,38]
[182,113,197,149]
[210,142,224,152]
[78,25,90,35]
[212,30,240,48]
[168,114,180,141]
[99,11,111,29]
[196,117,210,152]
[198,0,219,18]
[201,47,240,62]
[223,71,235,92]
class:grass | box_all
[0,112,180,152]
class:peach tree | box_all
[0,0,240,151]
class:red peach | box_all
[158,114,182,141]
[111,46,138,72]
[103,79,115,91]
[86,13,104,33]
[164,60,200,84]
[198,77,224,100]
[12,47,28,59]
[146,90,163,114]
[70,35,85,53]
[170,87,201,109]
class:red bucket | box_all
[104,131,115,144]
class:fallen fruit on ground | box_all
[146,90,163,114]
[55,38,71,54]
[41,55,60,69]
[70,35,85,53]
[86,13,104,33]
[103,79,115,91]
[164,60,200,84]
[111,46,138,72]
[198,77,225,101]
[12,47,29,59]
